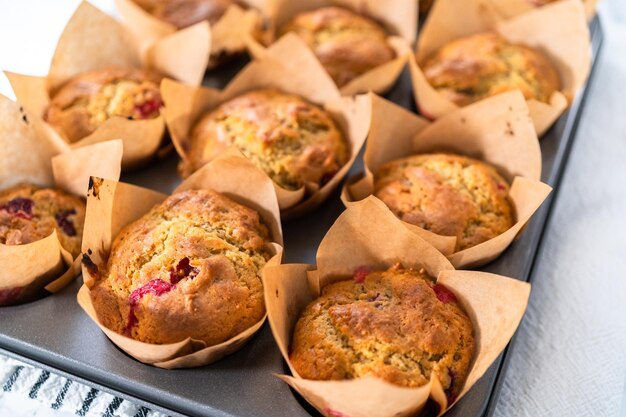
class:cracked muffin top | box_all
[146,0,234,28]
[374,153,514,251]
[281,6,396,87]
[421,32,560,106]
[89,189,272,345]
[44,67,163,143]
[290,263,475,404]
[184,89,349,190]
[0,184,85,258]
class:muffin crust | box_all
[421,32,560,106]
[185,89,349,190]
[374,153,514,251]
[90,189,271,345]
[44,67,163,143]
[281,6,396,87]
[0,184,85,258]
[290,263,475,402]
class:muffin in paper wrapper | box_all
[342,91,552,268]
[410,0,591,136]
[77,149,284,368]
[0,94,122,306]
[263,196,531,417]
[5,1,210,170]
[115,0,270,69]
[487,0,598,21]
[161,55,371,219]
[247,0,417,96]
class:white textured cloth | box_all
[0,356,166,417]
[493,2,626,417]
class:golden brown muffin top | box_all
[91,189,271,345]
[148,0,234,28]
[374,153,514,251]
[290,263,474,403]
[421,32,560,106]
[281,6,396,87]
[185,89,349,190]
[44,67,163,143]
[0,184,85,258]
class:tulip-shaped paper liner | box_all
[161,56,371,219]
[263,196,531,417]
[115,0,268,68]
[262,0,416,96]
[0,95,123,305]
[77,149,283,368]
[342,91,552,268]
[5,1,209,170]
[410,0,591,136]
[488,0,598,21]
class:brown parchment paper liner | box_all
[342,91,552,268]
[5,1,209,170]
[245,31,411,96]
[488,0,598,21]
[263,196,531,417]
[77,150,284,368]
[410,0,591,136]
[161,56,371,219]
[115,0,268,68]
[0,94,123,305]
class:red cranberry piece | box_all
[169,257,199,284]
[432,283,457,304]
[353,266,371,284]
[55,209,77,236]
[125,279,174,335]
[134,97,163,119]
[0,197,34,219]
[324,408,351,417]
[444,369,458,404]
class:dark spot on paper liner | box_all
[88,177,103,199]
[19,106,29,124]
[81,253,99,278]
[505,121,515,136]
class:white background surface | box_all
[0,1,625,416]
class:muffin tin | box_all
[0,17,603,417]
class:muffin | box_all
[184,89,349,190]
[421,32,560,106]
[290,263,475,403]
[89,189,271,345]
[374,153,514,251]
[44,67,163,143]
[0,184,85,258]
[281,7,396,87]
[148,0,234,29]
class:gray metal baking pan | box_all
[0,16,603,417]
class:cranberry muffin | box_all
[184,89,349,190]
[90,189,272,345]
[281,7,396,87]
[291,263,475,403]
[0,184,85,258]
[44,67,163,143]
[421,32,560,106]
[374,153,514,251]
[147,0,234,29]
